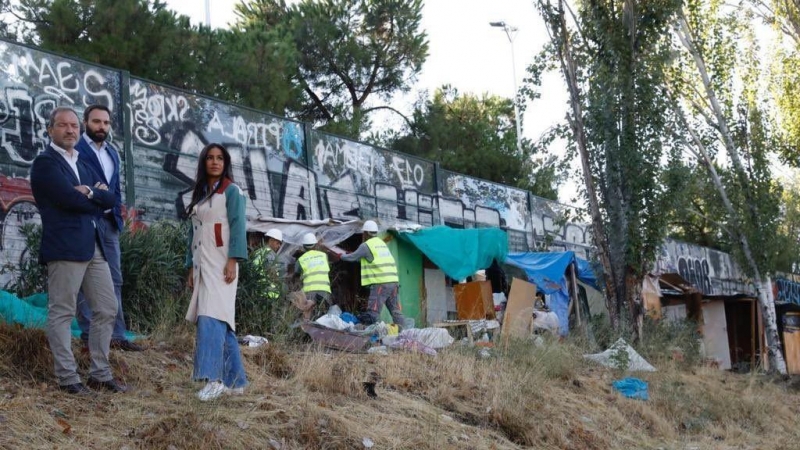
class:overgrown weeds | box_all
[120,221,189,335]
[1,223,46,297]
[0,322,52,381]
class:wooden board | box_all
[501,278,537,346]
[701,300,732,370]
[453,280,494,320]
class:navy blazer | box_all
[76,136,124,231]
[30,146,116,264]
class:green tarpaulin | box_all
[395,226,508,281]
[0,290,141,341]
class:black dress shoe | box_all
[87,377,128,393]
[58,383,93,396]
[111,339,145,352]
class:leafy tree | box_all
[748,1,800,166]
[775,174,800,273]
[6,0,300,115]
[671,0,788,372]
[381,85,561,199]
[536,0,683,333]
[12,0,201,84]
[235,0,429,138]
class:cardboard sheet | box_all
[501,278,537,345]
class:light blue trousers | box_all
[193,315,248,389]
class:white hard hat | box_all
[301,232,317,246]
[265,228,283,241]
[362,220,379,233]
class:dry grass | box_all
[2,321,800,449]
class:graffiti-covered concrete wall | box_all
[128,78,308,222]
[309,131,436,225]
[0,41,124,285]
[0,39,598,286]
[654,239,752,296]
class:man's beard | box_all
[86,128,107,143]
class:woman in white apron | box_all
[184,143,248,401]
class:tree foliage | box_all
[381,85,561,199]
[5,0,303,115]
[537,0,683,331]
[671,0,789,372]
[235,0,429,138]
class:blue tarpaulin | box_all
[395,226,508,281]
[505,251,598,294]
[504,252,599,336]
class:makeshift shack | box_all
[504,252,600,336]
[655,277,763,371]
[773,276,800,374]
[393,226,509,326]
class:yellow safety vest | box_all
[298,250,331,293]
[361,237,399,286]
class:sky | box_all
[164,0,575,201]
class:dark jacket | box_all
[76,137,123,231]
[30,146,115,264]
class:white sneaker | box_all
[224,386,244,396]
[196,381,225,401]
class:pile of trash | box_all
[306,306,455,356]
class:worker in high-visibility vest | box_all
[292,232,332,320]
[251,228,289,300]
[341,220,406,327]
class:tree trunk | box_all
[540,0,620,328]
[759,276,787,373]
[625,268,643,341]
[672,91,788,374]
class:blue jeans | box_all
[193,316,248,389]
[77,218,127,342]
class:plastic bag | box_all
[315,313,353,331]
[612,377,649,401]
[398,328,454,349]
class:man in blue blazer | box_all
[30,106,126,394]
[75,104,143,352]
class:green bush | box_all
[235,250,300,341]
[120,220,189,335]
[1,224,46,298]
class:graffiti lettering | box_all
[391,155,425,188]
[315,140,374,182]
[678,257,713,294]
[206,111,291,151]
[282,122,303,160]
[776,278,800,305]
[130,81,190,146]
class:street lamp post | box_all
[489,21,523,154]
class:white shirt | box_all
[50,143,81,183]
[83,133,115,183]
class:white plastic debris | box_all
[314,313,354,331]
[367,346,388,356]
[399,328,454,349]
[240,335,269,347]
[362,437,374,448]
[583,338,657,372]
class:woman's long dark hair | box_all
[185,143,234,215]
